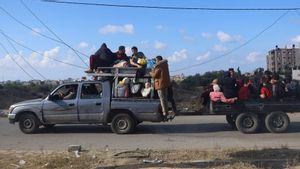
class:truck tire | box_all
[111,114,135,134]
[265,112,290,133]
[19,114,40,134]
[236,112,260,134]
[226,114,237,129]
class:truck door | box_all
[78,82,104,122]
[42,84,79,123]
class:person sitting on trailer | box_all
[259,76,271,99]
[210,84,237,104]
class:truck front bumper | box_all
[8,114,16,124]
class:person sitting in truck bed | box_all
[210,84,237,104]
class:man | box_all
[113,46,130,67]
[150,56,171,119]
[130,46,145,68]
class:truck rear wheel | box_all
[19,114,40,134]
[111,114,135,134]
[236,112,260,134]
[265,112,290,133]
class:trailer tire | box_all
[226,114,237,129]
[236,113,260,134]
[265,112,290,133]
[19,113,40,134]
[111,114,135,134]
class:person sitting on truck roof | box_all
[210,84,237,104]
[130,46,146,68]
[113,46,130,67]
[85,43,115,73]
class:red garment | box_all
[209,91,236,104]
[260,86,271,98]
[238,86,250,100]
[115,52,129,61]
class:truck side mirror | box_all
[48,94,60,101]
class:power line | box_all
[20,0,88,67]
[42,0,300,11]
[171,10,290,73]
[0,5,89,58]
[0,30,86,69]
[0,42,35,79]
[1,32,47,80]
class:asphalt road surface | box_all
[1,114,300,151]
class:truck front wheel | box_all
[19,114,40,134]
[236,113,260,134]
[265,112,290,133]
[111,114,135,134]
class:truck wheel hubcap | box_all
[117,119,128,130]
[272,115,284,128]
[243,117,254,128]
[24,119,33,129]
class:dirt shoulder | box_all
[0,148,299,169]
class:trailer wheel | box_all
[226,114,237,129]
[265,112,290,133]
[111,114,135,134]
[236,113,260,134]
[19,113,40,134]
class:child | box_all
[141,82,153,98]
[210,84,237,104]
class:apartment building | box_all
[266,45,300,74]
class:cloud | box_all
[183,35,194,41]
[246,52,259,62]
[213,44,227,52]
[168,49,187,62]
[154,41,167,49]
[196,51,210,61]
[217,31,241,43]
[31,28,41,36]
[41,47,60,66]
[292,35,300,43]
[99,24,134,34]
[201,32,212,39]
[78,42,89,49]
[125,46,132,56]
[155,25,167,31]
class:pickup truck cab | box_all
[8,80,163,134]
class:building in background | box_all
[266,44,300,74]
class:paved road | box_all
[1,114,300,151]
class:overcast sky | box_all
[1,0,300,81]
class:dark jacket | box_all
[220,72,237,98]
[94,43,115,66]
[150,60,171,90]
